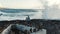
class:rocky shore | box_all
[0,19,60,34]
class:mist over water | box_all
[39,0,60,20]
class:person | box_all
[26,15,30,24]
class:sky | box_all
[0,0,60,9]
[0,0,42,9]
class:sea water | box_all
[0,9,42,21]
[0,9,60,21]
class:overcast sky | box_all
[0,0,60,9]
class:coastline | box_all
[0,19,60,34]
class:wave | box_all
[1,9,37,13]
[0,9,42,21]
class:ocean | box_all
[0,8,60,21]
[0,9,42,21]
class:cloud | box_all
[0,3,3,8]
[0,0,43,9]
